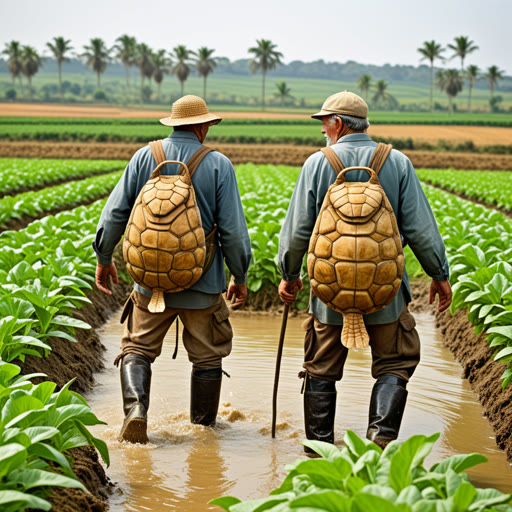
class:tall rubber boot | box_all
[303,376,337,454]
[119,353,151,444]
[367,373,408,449]
[190,367,222,427]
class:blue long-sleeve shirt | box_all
[93,131,252,309]
[278,133,449,325]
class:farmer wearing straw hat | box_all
[278,91,452,452]
[93,95,251,444]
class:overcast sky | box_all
[1,0,510,75]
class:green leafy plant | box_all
[211,431,512,511]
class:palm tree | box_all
[114,34,137,90]
[274,81,293,106]
[448,36,478,71]
[81,38,110,88]
[152,49,171,101]
[21,46,42,98]
[357,74,372,99]
[195,47,217,100]
[436,69,463,114]
[372,80,389,103]
[466,65,479,111]
[417,40,445,112]
[248,39,283,111]
[135,43,155,94]
[46,36,73,95]
[486,65,504,98]
[172,45,194,97]
[2,41,24,88]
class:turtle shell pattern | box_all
[307,180,404,316]
[123,174,206,294]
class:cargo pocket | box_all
[211,300,233,345]
[397,309,420,361]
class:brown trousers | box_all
[119,291,233,368]
[303,306,420,382]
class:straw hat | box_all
[160,95,222,127]
[311,91,368,119]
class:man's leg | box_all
[179,296,232,427]
[118,291,178,443]
[302,316,348,453]
[367,306,420,448]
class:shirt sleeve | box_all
[397,158,450,281]
[278,155,324,282]
[92,151,142,265]
[215,160,252,285]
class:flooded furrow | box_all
[87,310,512,511]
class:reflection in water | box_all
[87,310,512,512]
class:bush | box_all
[5,88,16,100]
[93,89,107,101]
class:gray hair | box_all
[330,114,370,132]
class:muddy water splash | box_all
[87,310,512,511]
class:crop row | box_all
[0,170,122,228]
[416,168,512,211]
[213,430,512,511]
[1,123,512,154]
[0,200,110,510]
[0,158,126,196]
[2,112,512,126]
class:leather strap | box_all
[149,140,213,177]
[186,146,214,177]
[368,143,393,175]
[320,147,345,175]
[149,140,166,165]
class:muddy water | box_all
[87,310,512,511]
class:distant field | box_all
[0,116,511,149]
[1,71,511,110]
[1,103,512,126]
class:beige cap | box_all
[160,95,222,127]
[311,91,368,119]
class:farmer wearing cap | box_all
[93,95,251,443]
[278,91,452,451]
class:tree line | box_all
[2,36,282,110]
[1,35,507,112]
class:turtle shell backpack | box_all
[307,143,405,349]
[123,140,217,313]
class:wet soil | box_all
[1,140,512,170]
[20,273,512,510]
[435,307,512,462]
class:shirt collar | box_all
[169,131,201,143]
[335,132,372,144]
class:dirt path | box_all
[1,141,512,170]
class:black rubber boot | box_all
[367,374,408,449]
[190,367,222,427]
[119,353,151,444]
[303,376,337,455]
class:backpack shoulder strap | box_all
[149,140,166,166]
[320,147,345,175]
[186,145,214,177]
[369,143,393,175]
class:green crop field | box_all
[2,70,512,111]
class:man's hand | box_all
[95,263,119,295]
[278,278,303,305]
[429,279,452,312]
[227,276,248,310]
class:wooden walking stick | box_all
[272,303,290,438]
